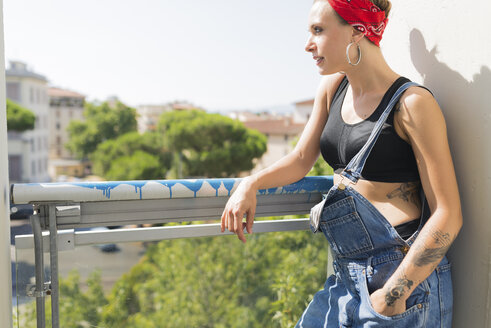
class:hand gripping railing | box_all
[11,176,333,328]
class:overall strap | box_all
[341,82,421,183]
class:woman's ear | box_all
[351,27,365,43]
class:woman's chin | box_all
[318,67,336,75]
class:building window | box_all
[284,135,288,141]
[38,137,42,151]
[30,87,34,103]
[31,161,36,176]
[56,122,61,130]
[6,82,21,102]
[31,139,35,152]
[8,155,22,182]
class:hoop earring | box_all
[346,42,361,66]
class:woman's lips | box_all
[316,57,324,65]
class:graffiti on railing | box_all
[12,176,333,204]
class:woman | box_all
[221,0,462,326]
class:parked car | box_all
[10,204,33,220]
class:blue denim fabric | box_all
[297,82,453,327]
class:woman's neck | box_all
[344,43,399,98]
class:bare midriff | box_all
[333,173,422,227]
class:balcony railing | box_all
[11,176,334,328]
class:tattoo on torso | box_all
[386,182,421,207]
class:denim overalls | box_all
[296,82,453,328]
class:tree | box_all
[19,221,330,328]
[90,131,172,180]
[99,221,328,328]
[307,156,334,176]
[66,101,138,159]
[22,270,107,328]
[6,99,35,132]
[158,110,267,178]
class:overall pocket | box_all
[319,196,374,257]
[357,266,429,324]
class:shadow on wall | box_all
[409,28,491,216]
[409,28,491,326]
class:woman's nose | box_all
[305,37,315,53]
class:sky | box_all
[4,0,322,113]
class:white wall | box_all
[382,1,491,326]
[0,0,13,326]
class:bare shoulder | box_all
[397,85,445,131]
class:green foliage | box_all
[307,156,334,177]
[158,110,267,178]
[68,106,266,180]
[100,222,328,328]
[20,223,329,328]
[105,150,162,180]
[6,99,35,132]
[22,270,108,328]
[90,131,172,180]
[66,101,138,159]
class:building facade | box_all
[230,111,306,175]
[136,104,171,133]
[293,98,314,124]
[137,101,201,133]
[6,61,50,183]
[48,87,85,159]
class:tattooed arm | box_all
[370,87,463,316]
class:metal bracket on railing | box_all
[26,282,52,298]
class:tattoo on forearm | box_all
[386,182,421,207]
[413,227,454,267]
[385,272,414,306]
[431,230,452,247]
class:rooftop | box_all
[48,87,85,99]
[6,61,47,82]
[294,99,314,106]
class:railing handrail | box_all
[11,176,333,204]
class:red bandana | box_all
[326,0,388,47]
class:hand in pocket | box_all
[369,288,407,317]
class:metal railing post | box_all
[48,205,59,328]
[30,214,45,328]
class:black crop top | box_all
[320,76,421,182]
